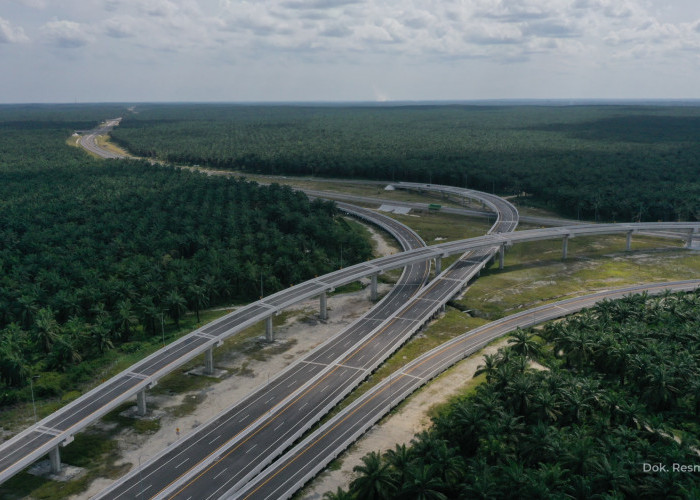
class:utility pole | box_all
[29,375,38,423]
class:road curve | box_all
[0,204,425,487]
[76,118,129,159]
[108,190,517,499]
[233,279,700,500]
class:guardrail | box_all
[232,280,700,500]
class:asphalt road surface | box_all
[76,118,128,159]
[233,280,700,500]
[94,191,518,499]
[0,203,423,486]
[92,210,431,499]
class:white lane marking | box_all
[213,467,228,480]
[174,457,189,469]
[287,379,297,388]
[302,360,329,368]
[238,414,249,423]
[137,484,152,495]
[208,434,221,445]
[245,443,258,454]
[274,421,285,432]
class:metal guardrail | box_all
[232,280,700,500]
[1,201,695,486]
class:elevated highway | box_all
[0,203,426,486]
[233,280,700,500]
[93,187,518,499]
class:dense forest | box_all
[329,291,700,499]
[0,105,371,402]
[110,104,700,223]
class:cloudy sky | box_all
[2,0,700,103]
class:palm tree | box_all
[383,444,414,484]
[642,365,680,411]
[32,307,59,353]
[0,324,28,386]
[474,353,500,382]
[504,373,538,416]
[186,283,209,323]
[462,458,498,499]
[507,328,541,360]
[322,487,355,500]
[562,428,597,475]
[396,464,447,500]
[116,299,138,341]
[48,334,83,371]
[165,290,187,327]
[350,451,398,500]
[91,317,114,353]
[532,389,562,423]
[139,296,160,336]
[17,293,39,330]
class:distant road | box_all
[76,118,129,159]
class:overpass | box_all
[1,214,696,487]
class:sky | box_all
[2,0,700,103]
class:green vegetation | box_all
[456,235,697,319]
[0,107,371,415]
[334,291,700,499]
[111,104,700,222]
[0,430,128,500]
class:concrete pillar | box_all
[49,446,61,474]
[435,257,442,275]
[370,274,378,302]
[137,389,147,416]
[562,235,569,260]
[626,231,632,251]
[265,316,274,342]
[319,292,328,321]
[205,347,214,375]
[499,243,506,270]
[687,229,696,249]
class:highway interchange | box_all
[94,178,519,499]
[234,279,700,500]
[0,120,697,500]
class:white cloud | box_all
[13,0,48,8]
[0,17,29,43]
[41,19,93,48]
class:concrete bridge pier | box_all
[626,231,633,251]
[265,316,274,342]
[205,347,215,375]
[562,235,569,260]
[687,228,697,248]
[49,446,61,474]
[319,292,328,321]
[435,256,442,275]
[499,243,506,269]
[136,389,147,416]
[370,274,378,302]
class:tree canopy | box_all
[111,103,700,222]
[0,107,371,404]
[337,290,700,499]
